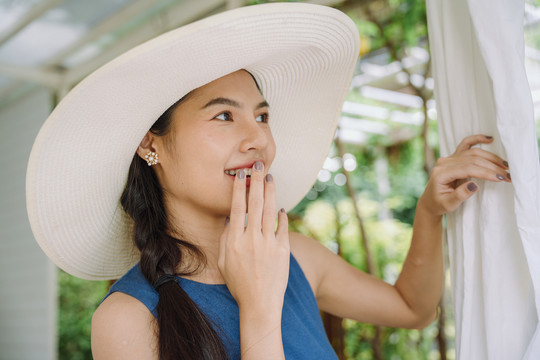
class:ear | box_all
[136,131,158,162]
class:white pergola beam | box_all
[0,0,65,47]
[64,0,226,88]
[0,63,61,88]
[0,0,226,92]
[43,0,167,67]
[352,59,430,90]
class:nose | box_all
[238,119,270,153]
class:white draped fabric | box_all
[426,0,540,358]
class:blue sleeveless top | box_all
[105,254,337,359]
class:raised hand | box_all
[218,160,290,314]
[419,134,511,216]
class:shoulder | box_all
[91,292,157,360]
[289,231,329,264]
[106,264,159,317]
[289,231,325,249]
[289,231,340,298]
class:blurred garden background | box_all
[7,0,536,359]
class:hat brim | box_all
[26,3,359,280]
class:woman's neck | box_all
[167,203,228,284]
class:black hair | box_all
[119,91,229,360]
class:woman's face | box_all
[152,70,276,218]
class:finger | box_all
[436,163,510,185]
[436,148,509,173]
[442,181,479,213]
[275,208,290,247]
[455,134,494,153]
[218,217,230,271]
[262,173,277,236]
[446,152,510,176]
[463,148,509,169]
[230,169,247,231]
[247,161,265,230]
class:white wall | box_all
[0,87,56,360]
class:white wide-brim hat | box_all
[26,3,359,280]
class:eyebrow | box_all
[201,97,269,110]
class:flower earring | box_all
[144,151,159,166]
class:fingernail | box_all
[496,174,505,181]
[254,161,263,172]
[280,208,286,213]
[265,173,273,183]
[237,169,245,179]
[503,160,509,167]
[507,173,511,180]
[485,135,493,140]
[225,216,230,225]
[467,182,478,192]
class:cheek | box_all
[267,132,277,164]
[184,131,234,176]
[159,132,204,180]
[203,133,234,163]
[176,126,224,158]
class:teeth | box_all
[225,168,252,176]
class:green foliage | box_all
[343,320,440,360]
[386,138,427,224]
[58,270,109,360]
[349,0,427,56]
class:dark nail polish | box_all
[280,208,286,213]
[254,161,263,172]
[507,173,511,180]
[225,216,230,225]
[467,182,478,192]
[265,174,273,183]
[503,160,509,167]
[237,169,245,179]
[485,135,493,140]
[496,174,505,181]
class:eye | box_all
[256,113,269,123]
[214,111,232,121]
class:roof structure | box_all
[0,0,538,136]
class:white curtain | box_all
[426,0,540,359]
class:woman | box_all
[26,3,511,360]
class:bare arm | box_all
[295,204,440,329]
[291,231,434,329]
[392,203,443,327]
[293,135,510,329]
[91,292,158,360]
